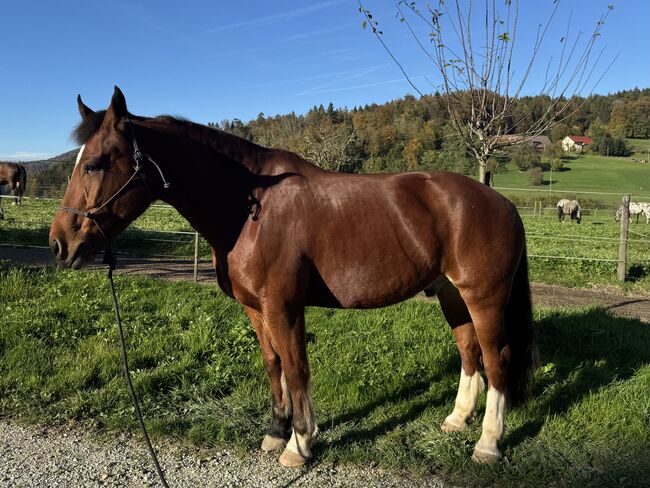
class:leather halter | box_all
[57,119,170,244]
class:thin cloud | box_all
[296,67,385,96]
[281,24,349,43]
[207,1,343,33]
[240,67,379,90]
[297,76,427,96]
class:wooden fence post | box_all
[193,232,199,282]
[617,194,630,282]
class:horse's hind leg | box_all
[9,182,18,205]
[244,306,292,453]
[462,296,509,464]
[436,279,485,432]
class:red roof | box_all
[568,135,592,145]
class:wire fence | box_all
[2,188,650,283]
[0,195,204,280]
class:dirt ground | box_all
[2,246,649,323]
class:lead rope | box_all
[104,248,171,488]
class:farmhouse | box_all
[562,135,592,152]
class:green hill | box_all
[20,149,79,198]
[491,145,650,207]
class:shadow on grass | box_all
[314,307,650,469]
[0,225,202,259]
[0,225,50,247]
[321,353,460,451]
[627,264,649,282]
[505,307,650,450]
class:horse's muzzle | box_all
[50,238,96,269]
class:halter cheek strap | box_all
[57,119,171,245]
[127,120,171,189]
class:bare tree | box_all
[359,1,616,182]
[301,121,359,173]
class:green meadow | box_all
[0,264,648,487]
[494,151,650,207]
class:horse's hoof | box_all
[440,419,466,432]
[261,434,287,452]
[471,446,502,464]
[279,448,310,467]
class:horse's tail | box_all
[18,164,26,194]
[503,243,538,407]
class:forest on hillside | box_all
[211,87,650,175]
[11,88,650,198]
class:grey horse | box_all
[557,199,581,223]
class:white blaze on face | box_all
[74,144,86,170]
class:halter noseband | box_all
[57,119,170,244]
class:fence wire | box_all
[2,190,650,281]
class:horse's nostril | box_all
[50,239,60,257]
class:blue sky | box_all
[1,0,648,160]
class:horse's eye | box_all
[84,163,101,174]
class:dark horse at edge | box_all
[0,162,27,204]
[49,87,537,467]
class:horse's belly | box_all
[316,257,435,309]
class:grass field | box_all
[628,138,650,156]
[0,199,213,259]
[494,152,650,206]
[3,194,650,291]
[1,263,648,487]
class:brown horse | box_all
[50,87,537,466]
[0,162,27,204]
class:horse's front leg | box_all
[260,304,317,467]
[244,306,292,452]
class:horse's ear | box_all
[77,95,94,120]
[106,85,128,125]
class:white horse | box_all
[557,199,582,223]
[614,202,650,224]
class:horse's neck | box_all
[145,126,257,250]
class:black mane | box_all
[72,110,107,145]
[71,111,262,157]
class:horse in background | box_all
[0,163,27,204]
[614,202,650,224]
[557,199,581,223]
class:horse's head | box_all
[49,87,152,269]
[573,201,581,224]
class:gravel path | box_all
[0,420,443,488]
[2,246,649,487]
